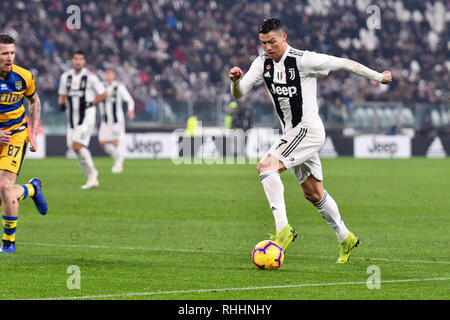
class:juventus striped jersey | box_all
[99,81,134,125]
[58,68,105,128]
[231,45,383,133]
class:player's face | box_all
[0,43,15,74]
[72,54,86,71]
[105,69,115,83]
[259,31,287,62]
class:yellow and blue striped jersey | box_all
[0,64,35,133]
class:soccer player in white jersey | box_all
[58,51,107,189]
[98,69,135,173]
[229,18,392,263]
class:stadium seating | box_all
[0,0,447,132]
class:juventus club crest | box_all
[288,68,296,80]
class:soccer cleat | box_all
[28,177,48,215]
[81,169,99,189]
[111,161,123,174]
[268,224,298,252]
[336,232,360,264]
[0,240,15,253]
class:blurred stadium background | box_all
[1,0,449,157]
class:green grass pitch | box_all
[0,157,448,300]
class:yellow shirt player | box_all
[0,33,47,253]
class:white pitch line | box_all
[29,277,450,300]
[21,242,450,265]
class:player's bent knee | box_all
[0,183,13,199]
[257,155,284,175]
[72,142,84,153]
[257,160,274,174]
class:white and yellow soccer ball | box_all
[252,240,284,270]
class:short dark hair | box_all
[73,50,86,58]
[258,18,284,34]
[0,33,15,44]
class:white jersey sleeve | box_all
[300,50,383,82]
[231,55,264,99]
[89,74,106,96]
[58,72,68,95]
[118,83,135,112]
[299,51,342,76]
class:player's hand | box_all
[381,71,392,84]
[29,131,37,152]
[0,130,11,146]
[229,67,243,83]
[127,110,135,120]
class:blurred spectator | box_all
[230,101,254,132]
[417,114,438,138]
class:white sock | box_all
[103,143,122,164]
[313,190,349,242]
[77,147,95,177]
[260,170,289,232]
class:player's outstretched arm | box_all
[337,58,392,84]
[229,66,244,99]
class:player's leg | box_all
[0,131,48,253]
[297,158,359,263]
[73,141,96,176]
[258,127,311,251]
[301,175,350,241]
[110,140,124,173]
[0,175,47,253]
[99,123,124,173]
[257,153,288,232]
[101,139,123,173]
[257,154,297,251]
[0,170,21,253]
[70,121,98,189]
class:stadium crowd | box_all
[0,0,448,125]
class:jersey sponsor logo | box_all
[0,92,22,103]
[68,89,86,97]
[269,83,298,98]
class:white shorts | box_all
[66,121,95,148]
[267,125,325,184]
[98,122,124,142]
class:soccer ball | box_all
[252,240,284,270]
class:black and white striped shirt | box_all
[99,81,134,126]
[58,68,105,128]
[233,45,346,132]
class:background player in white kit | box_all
[98,69,135,173]
[229,18,392,263]
[58,51,107,189]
